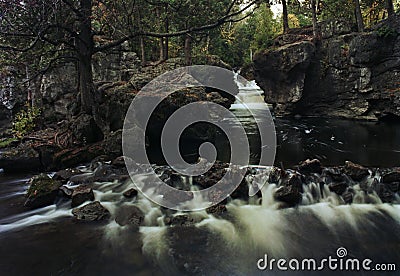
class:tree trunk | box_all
[354,0,364,32]
[136,6,146,66]
[311,0,318,37]
[159,37,164,62]
[77,0,95,115]
[164,16,169,60]
[140,36,146,66]
[184,34,192,65]
[78,53,95,114]
[282,0,289,33]
[205,34,211,54]
[156,6,165,62]
[387,0,395,17]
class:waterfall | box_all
[231,71,269,110]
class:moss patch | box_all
[27,174,61,198]
[0,138,18,149]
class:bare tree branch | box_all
[95,0,259,52]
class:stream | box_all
[0,80,399,275]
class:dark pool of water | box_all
[208,110,400,168]
[147,110,400,168]
[274,116,400,168]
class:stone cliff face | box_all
[254,15,400,120]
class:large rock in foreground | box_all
[24,174,62,209]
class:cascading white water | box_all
[140,172,400,275]
[1,162,399,274]
[231,71,269,110]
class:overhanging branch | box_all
[95,0,259,53]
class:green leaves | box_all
[12,106,42,138]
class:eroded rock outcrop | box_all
[254,41,315,115]
[254,15,400,120]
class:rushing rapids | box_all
[0,160,399,275]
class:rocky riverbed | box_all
[14,157,400,224]
[1,154,399,275]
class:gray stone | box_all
[254,41,315,115]
[72,201,110,221]
[71,185,95,207]
[115,205,144,227]
[254,15,400,120]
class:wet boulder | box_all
[111,156,126,168]
[123,188,138,198]
[72,201,110,221]
[323,167,347,182]
[341,190,354,204]
[115,205,144,227]
[53,168,83,183]
[162,189,194,206]
[379,189,396,203]
[230,178,251,200]
[274,185,302,207]
[169,173,184,189]
[193,162,227,189]
[92,163,128,183]
[268,167,287,183]
[164,214,203,227]
[298,159,322,174]
[24,174,62,209]
[59,186,73,198]
[90,155,112,170]
[381,169,400,183]
[71,185,95,207]
[285,174,304,190]
[344,161,369,181]
[329,182,349,195]
[206,204,227,216]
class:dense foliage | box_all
[0,0,398,135]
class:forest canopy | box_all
[0,0,398,115]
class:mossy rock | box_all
[0,137,18,149]
[24,174,62,209]
[72,201,110,221]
